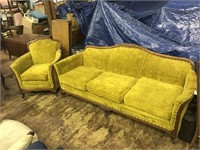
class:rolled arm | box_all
[170,70,197,127]
[54,52,83,76]
[175,70,197,104]
[10,53,33,76]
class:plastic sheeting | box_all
[57,0,200,62]
[109,1,168,19]
[144,0,200,48]
[57,1,96,35]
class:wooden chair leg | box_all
[171,137,176,144]
[1,73,9,90]
[20,92,25,99]
[9,53,11,59]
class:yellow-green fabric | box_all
[54,53,83,76]
[84,47,147,78]
[175,70,197,103]
[84,47,117,71]
[29,38,59,64]
[55,44,197,135]
[10,53,33,88]
[87,72,138,103]
[141,53,193,86]
[22,81,51,89]
[124,77,183,120]
[60,83,172,130]
[170,70,197,130]
[10,39,61,92]
[59,66,104,91]
[20,64,50,81]
[10,53,33,76]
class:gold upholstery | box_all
[10,38,61,97]
[87,72,137,104]
[124,77,183,120]
[59,66,104,91]
[54,44,197,139]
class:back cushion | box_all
[84,46,147,78]
[29,39,59,64]
[141,53,193,86]
[84,47,116,71]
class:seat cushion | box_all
[21,64,50,81]
[59,66,104,91]
[124,77,183,120]
[87,72,138,103]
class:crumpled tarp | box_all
[144,0,200,48]
[57,0,200,62]
[108,1,168,19]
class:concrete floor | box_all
[0,50,17,99]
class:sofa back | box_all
[83,44,195,86]
[84,45,147,78]
[141,51,194,86]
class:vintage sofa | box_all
[54,44,197,140]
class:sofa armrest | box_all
[54,52,83,76]
[170,70,197,128]
[10,53,33,76]
[175,70,197,105]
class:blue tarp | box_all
[144,1,200,48]
[57,0,200,62]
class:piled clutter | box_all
[22,1,49,34]
[0,0,49,35]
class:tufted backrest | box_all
[28,38,61,64]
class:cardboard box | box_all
[21,17,45,34]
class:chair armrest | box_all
[54,52,83,76]
[10,53,33,76]
[50,49,62,65]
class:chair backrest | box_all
[28,38,61,64]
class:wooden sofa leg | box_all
[52,88,59,97]
[171,137,176,144]
[60,91,69,97]
[20,93,25,99]
[104,110,110,116]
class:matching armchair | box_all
[10,38,61,97]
